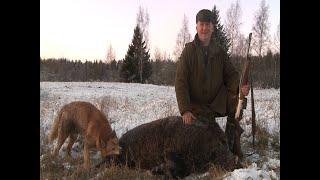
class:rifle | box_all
[234,33,256,147]
[250,62,256,147]
[235,33,252,120]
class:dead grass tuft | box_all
[208,164,228,180]
[40,145,162,180]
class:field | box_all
[40,82,280,179]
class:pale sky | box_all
[40,0,280,61]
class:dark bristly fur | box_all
[116,116,237,178]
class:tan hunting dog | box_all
[48,101,120,170]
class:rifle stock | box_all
[235,33,252,121]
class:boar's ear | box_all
[100,139,106,148]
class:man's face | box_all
[196,21,214,43]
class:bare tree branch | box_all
[136,6,150,48]
[173,14,191,61]
[273,21,280,53]
[106,43,116,63]
[251,0,271,57]
[225,0,242,56]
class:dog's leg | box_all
[54,127,68,157]
[66,134,77,160]
[83,139,91,170]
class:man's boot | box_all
[225,116,244,160]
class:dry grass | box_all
[270,132,280,152]
[252,119,272,156]
[208,164,228,180]
[40,129,161,180]
[254,125,279,156]
[99,164,161,180]
[255,126,269,154]
[40,146,162,180]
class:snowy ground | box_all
[40,82,280,179]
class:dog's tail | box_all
[48,109,63,143]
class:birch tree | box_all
[136,6,150,82]
[225,0,242,56]
[273,22,280,53]
[105,43,116,63]
[252,0,270,57]
[136,6,150,48]
[173,14,191,61]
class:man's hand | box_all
[241,85,250,96]
[182,111,196,125]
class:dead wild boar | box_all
[113,116,237,178]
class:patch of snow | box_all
[266,158,280,170]
[224,163,274,180]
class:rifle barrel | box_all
[250,61,256,148]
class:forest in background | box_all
[40,51,279,89]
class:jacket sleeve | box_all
[175,46,191,115]
[222,52,240,95]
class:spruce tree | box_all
[120,25,152,83]
[212,6,231,57]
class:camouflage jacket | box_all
[175,33,239,117]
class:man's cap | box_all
[196,9,214,23]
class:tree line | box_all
[40,51,279,89]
